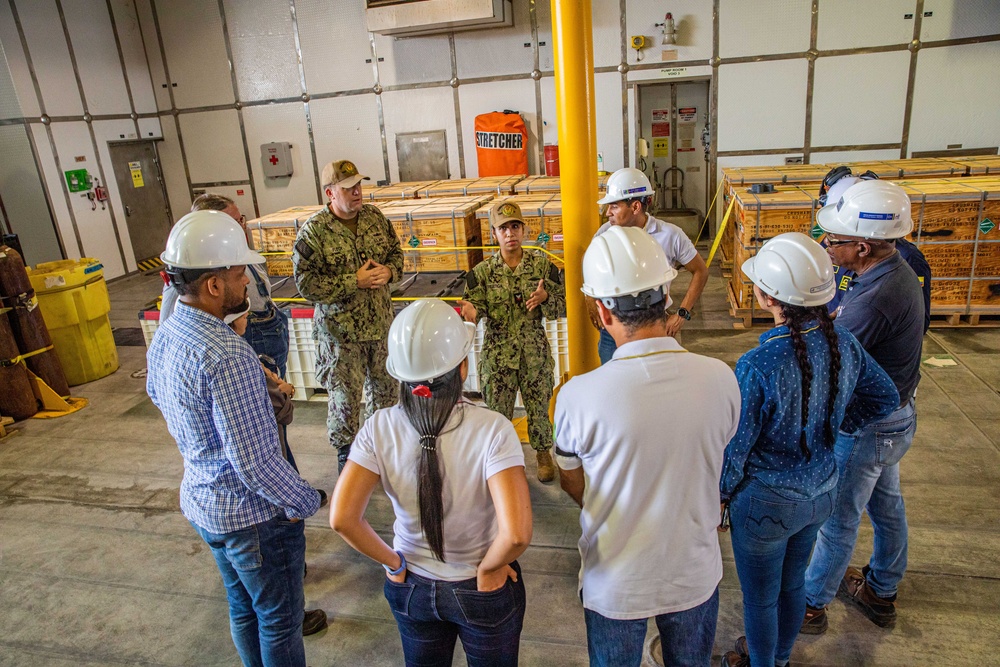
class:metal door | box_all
[396,130,450,181]
[108,141,172,265]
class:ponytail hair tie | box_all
[411,384,433,399]
[419,434,437,451]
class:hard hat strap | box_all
[600,285,666,312]
[164,265,219,286]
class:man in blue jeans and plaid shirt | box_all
[148,210,324,667]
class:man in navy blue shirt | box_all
[802,181,924,635]
[148,210,323,667]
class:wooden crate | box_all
[419,176,524,198]
[364,181,439,201]
[378,196,491,272]
[931,278,1000,307]
[904,178,997,242]
[952,156,1000,176]
[245,206,324,276]
[515,175,561,194]
[733,185,819,243]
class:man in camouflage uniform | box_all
[458,201,565,482]
[292,160,403,470]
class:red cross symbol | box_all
[269,155,279,165]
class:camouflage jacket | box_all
[464,250,565,369]
[292,204,404,343]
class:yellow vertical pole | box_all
[551,0,600,377]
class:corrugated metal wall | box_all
[1,0,998,279]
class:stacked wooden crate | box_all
[419,175,524,198]
[244,205,324,276]
[722,173,1000,319]
[475,194,564,259]
[903,177,1000,312]
[377,196,490,272]
[515,175,561,194]
[364,180,439,202]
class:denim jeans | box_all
[383,561,526,667]
[598,329,617,365]
[805,399,916,606]
[583,587,719,667]
[245,306,290,378]
[730,482,834,667]
[191,515,307,667]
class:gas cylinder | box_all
[0,245,70,397]
[0,308,37,420]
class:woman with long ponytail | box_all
[719,233,898,667]
[331,298,532,667]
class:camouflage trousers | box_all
[316,339,399,457]
[480,347,554,452]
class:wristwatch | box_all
[677,307,693,321]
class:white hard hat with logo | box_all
[742,232,835,307]
[386,299,476,383]
[817,180,913,240]
[582,226,677,310]
[597,167,655,205]
[161,210,265,269]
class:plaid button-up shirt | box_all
[147,302,319,534]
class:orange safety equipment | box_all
[474,110,529,177]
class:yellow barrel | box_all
[28,258,119,386]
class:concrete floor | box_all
[2,266,999,666]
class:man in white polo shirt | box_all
[554,226,740,667]
[595,167,709,362]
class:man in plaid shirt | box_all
[148,210,323,667]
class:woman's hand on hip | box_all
[477,563,516,592]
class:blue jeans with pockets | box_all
[583,587,719,667]
[730,482,835,667]
[191,515,307,667]
[383,560,526,666]
[805,398,916,607]
[245,305,290,378]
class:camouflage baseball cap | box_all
[490,200,525,228]
[321,160,370,190]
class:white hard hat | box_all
[597,167,655,205]
[161,210,265,269]
[582,226,677,308]
[817,180,913,240]
[742,232,835,307]
[822,175,860,209]
[386,299,476,384]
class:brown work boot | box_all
[536,450,555,483]
[800,604,828,634]
[838,566,897,628]
[721,650,749,667]
[302,608,328,636]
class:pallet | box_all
[726,281,772,329]
[929,311,1000,328]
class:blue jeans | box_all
[383,561,526,667]
[730,483,834,666]
[598,329,617,365]
[584,587,719,667]
[805,399,916,606]
[245,305,290,378]
[191,516,307,667]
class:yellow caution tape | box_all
[260,245,566,265]
[706,195,737,268]
[3,344,54,367]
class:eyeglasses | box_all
[825,236,859,248]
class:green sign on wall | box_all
[64,169,91,193]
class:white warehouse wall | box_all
[1,0,998,279]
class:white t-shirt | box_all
[349,401,525,581]
[554,337,741,620]
[595,216,699,310]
